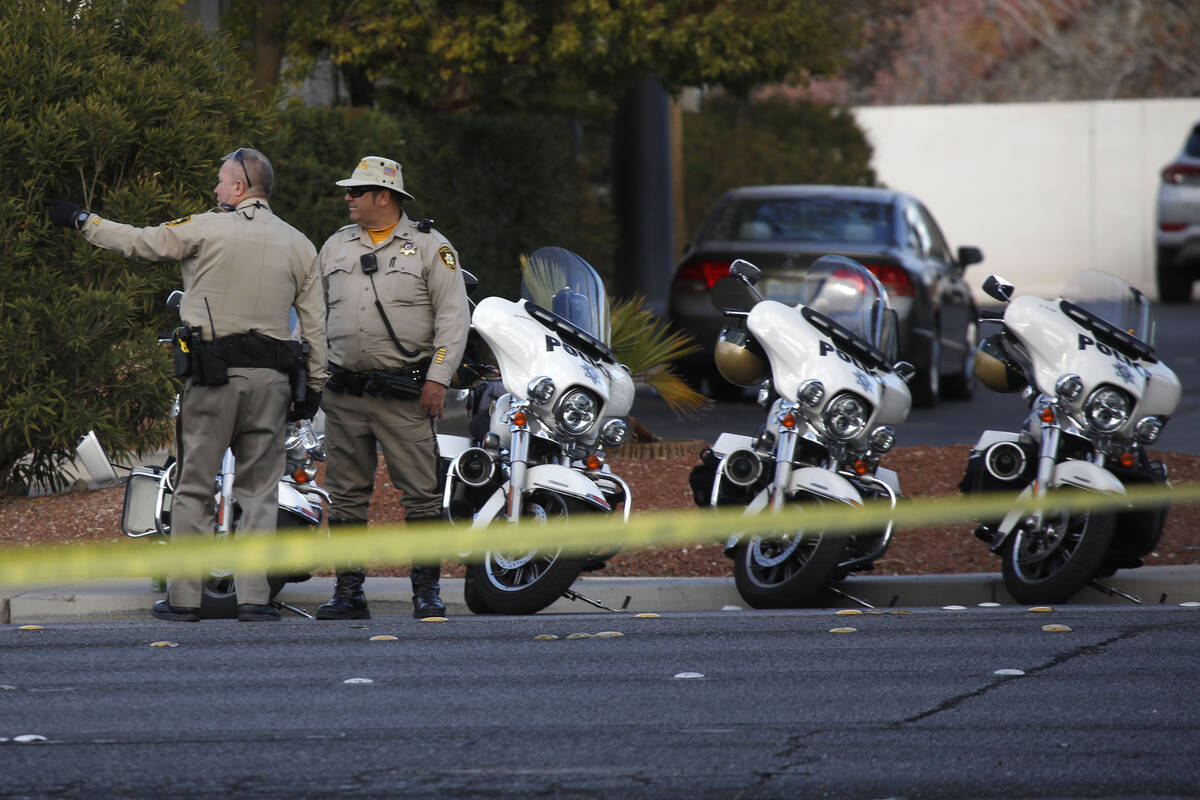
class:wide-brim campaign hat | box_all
[335,156,415,201]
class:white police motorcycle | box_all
[961,269,1180,604]
[692,256,913,608]
[439,247,635,615]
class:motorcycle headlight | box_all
[822,392,871,441]
[554,388,600,436]
[1084,385,1131,433]
[600,418,630,448]
[1055,374,1084,402]
[869,425,896,453]
[798,379,826,408]
[1134,416,1164,444]
[527,376,556,405]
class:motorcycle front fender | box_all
[470,464,612,529]
[279,481,323,525]
[994,459,1127,543]
[723,468,862,554]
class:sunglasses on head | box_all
[346,186,381,198]
[227,148,252,188]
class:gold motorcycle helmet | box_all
[974,334,1028,393]
[714,324,768,387]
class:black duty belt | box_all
[326,360,429,400]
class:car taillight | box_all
[1161,163,1200,184]
[862,263,914,297]
[1160,222,1187,232]
[671,259,731,293]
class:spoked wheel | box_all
[198,509,316,619]
[464,490,589,615]
[1001,500,1115,605]
[731,501,846,609]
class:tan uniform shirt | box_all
[319,213,470,387]
[80,198,327,391]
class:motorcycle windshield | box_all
[798,257,891,351]
[521,246,611,347]
[1060,269,1154,346]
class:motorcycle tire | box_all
[1001,501,1116,605]
[464,491,590,615]
[732,513,846,609]
[198,509,317,619]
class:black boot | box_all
[317,568,370,619]
[411,565,446,619]
[316,517,371,620]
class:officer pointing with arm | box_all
[43,147,327,622]
[316,156,470,620]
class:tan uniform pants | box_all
[170,367,291,607]
[322,390,441,522]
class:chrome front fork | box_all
[506,403,531,523]
[770,406,800,513]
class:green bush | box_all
[681,96,877,242]
[0,0,275,492]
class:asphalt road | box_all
[629,302,1200,454]
[3,605,1198,798]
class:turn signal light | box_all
[1119,451,1136,468]
[293,469,309,483]
[586,455,601,470]
[512,410,527,428]
[853,460,869,475]
[781,413,796,429]
[1039,406,1055,423]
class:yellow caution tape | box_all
[0,482,1196,588]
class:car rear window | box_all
[1186,124,1200,158]
[703,196,895,245]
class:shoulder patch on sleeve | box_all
[437,246,457,271]
[165,215,192,227]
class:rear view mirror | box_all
[730,258,761,285]
[893,361,916,384]
[166,290,183,312]
[461,268,479,298]
[958,246,984,267]
[982,274,1014,303]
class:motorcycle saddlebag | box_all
[122,466,171,537]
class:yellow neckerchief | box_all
[366,221,398,246]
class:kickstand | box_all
[1088,578,1142,604]
[826,585,875,610]
[561,588,632,613]
[272,599,315,619]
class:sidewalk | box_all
[4,566,1200,623]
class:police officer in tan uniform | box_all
[43,148,327,622]
[316,156,470,620]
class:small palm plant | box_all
[609,295,710,430]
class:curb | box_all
[3,566,1200,623]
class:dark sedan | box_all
[667,185,983,407]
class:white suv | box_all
[1156,121,1200,303]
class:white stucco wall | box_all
[853,98,1200,302]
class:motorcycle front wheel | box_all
[1001,500,1116,605]
[199,509,316,619]
[464,490,590,615]
[732,509,845,608]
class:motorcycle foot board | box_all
[995,461,1128,542]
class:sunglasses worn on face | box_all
[346,186,380,198]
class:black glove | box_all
[43,198,83,229]
[288,389,323,422]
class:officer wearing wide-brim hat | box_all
[316,155,470,620]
